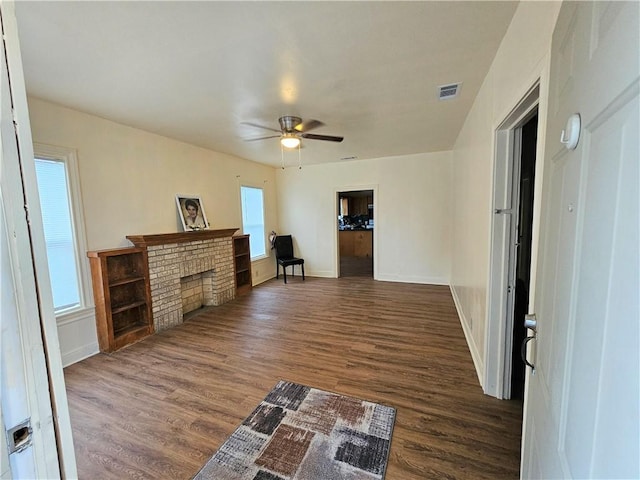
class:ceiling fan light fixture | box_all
[281,134,300,149]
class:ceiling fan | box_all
[242,116,344,149]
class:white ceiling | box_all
[14,1,518,168]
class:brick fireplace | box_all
[127,229,238,331]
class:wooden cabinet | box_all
[339,230,373,257]
[233,234,252,295]
[354,230,373,258]
[87,247,153,352]
[340,191,374,219]
[349,197,369,215]
[339,230,354,256]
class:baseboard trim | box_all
[252,273,276,286]
[375,274,449,285]
[305,270,334,278]
[61,342,99,368]
[450,285,484,387]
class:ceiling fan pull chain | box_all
[298,142,302,170]
[281,143,285,169]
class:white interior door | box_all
[521,2,639,478]
[1,413,10,479]
[1,34,58,480]
[1,1,76,477]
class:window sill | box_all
[56,306,95,326]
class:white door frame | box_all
[333,185,378,279]
[1,1,76,477]
[485,82,544,399]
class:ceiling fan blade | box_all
[241,121,281,133]
[295,119,324,132]
[301,133,344,142]
[244,135,281,142]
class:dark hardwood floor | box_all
[64,277,523,479]
[340,255,373,277]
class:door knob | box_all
[524,313,537,332]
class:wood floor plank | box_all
[64,277,522,479]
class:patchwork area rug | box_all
[193,380,396,480]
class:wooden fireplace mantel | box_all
[127,228,240,248]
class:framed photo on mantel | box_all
[176,194,209,231]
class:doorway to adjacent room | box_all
[337,189,374,277]
[509,111,538,400]
[486,82,541,401]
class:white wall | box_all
[276,151,453,284]
[28,97,279,365]
[450,2,561,383]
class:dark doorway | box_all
[511,112,538,400]
[338,190,373,277]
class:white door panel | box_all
[564,92,639,479]
[588,99,639,476]
[522,1,639,478]
[541,149,579,396]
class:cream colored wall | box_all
[276,151,453,284]
[28,97,278,249]
[450,2,561,383]
[28,97,278,364]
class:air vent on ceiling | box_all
[438,82,462,100]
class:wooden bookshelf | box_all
[233,235,252,295]
[87,247,154,352]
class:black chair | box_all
[274,235,305,284]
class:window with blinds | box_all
[34,158,81,312]
[240,185,266,259]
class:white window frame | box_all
[239,184,268,261]
[33,143,92,322]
